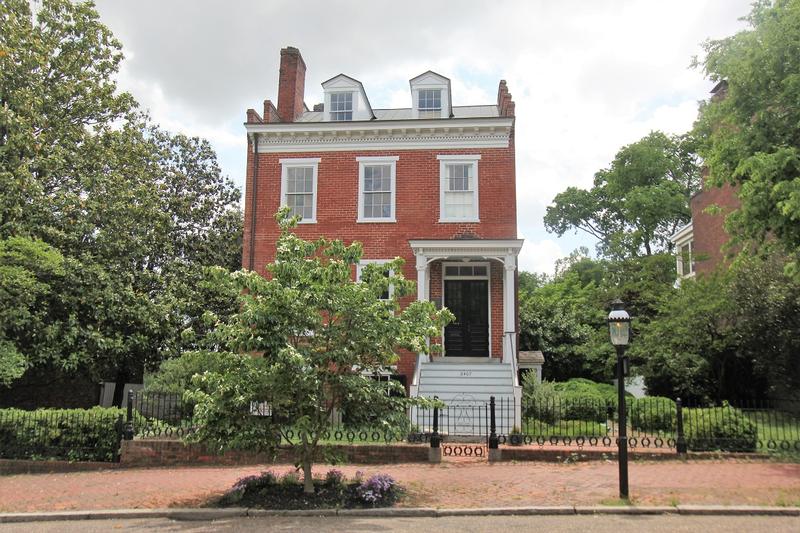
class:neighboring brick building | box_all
[670,82,741,279]
[242,47,523,432]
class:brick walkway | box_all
[1,460,799,512]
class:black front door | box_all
[444,280,489,357]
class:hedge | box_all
[684,404,758,452]
[0,407,124,462]
[629,396,676,433]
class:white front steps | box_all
[412,361,519,436]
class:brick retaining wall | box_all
[120,439,429,467]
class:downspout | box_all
[248,133,259,270]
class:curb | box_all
[1,505,799,523]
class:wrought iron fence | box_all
[515,396,800,454]
[129,390,197,438]
[0,408,124,462]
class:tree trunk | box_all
[302,457,314,494]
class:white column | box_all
[412,254,430,392]
[502,254,516,364]
[416,253,428,302]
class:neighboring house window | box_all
[678,241,694,276]
[280,158,320,223]
[330,92,353,121]
[418,89,442,118]
[356,259,393,300]
[357,156,398,222]
[438,155,480,222]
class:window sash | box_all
[443,163,476,219]
[357,261,393,300]
[359,161,396,221]
[330,92,353,121]
[418,89,442,111]
[281,160,318,223]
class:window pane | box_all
[444,191,475,218]
[473,266,487,276]
[445,266,459,276]
[419,89,442,111]
[287,193,313,220]
[330,92,353,121]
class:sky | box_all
[93,0,752,275]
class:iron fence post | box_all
[430,396,441,448]
[124,389,135,440]
[676,397,687,455]
[488,395,498,449]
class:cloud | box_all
[518,238,566,276]
[94,0,753,274]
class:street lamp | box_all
[608,299,631,499]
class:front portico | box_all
[408,238,523,433]
[409,239,523,378]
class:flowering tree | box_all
[187,209,451,493]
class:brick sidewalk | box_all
[1,460,799,512]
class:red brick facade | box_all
[690,182,740,275]
[242,47,518,385]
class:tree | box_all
[187,210,452,493]
[693,0,800,277]
[519,251,675,383]
[0,0,243,403]
[0,237,64,385]
[633,252,800,401]
[544,132,701,259]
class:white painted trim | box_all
[357,156,398,223]
[247,117,511,134]
[279,157,322,164]
[439,156,480,223]
[280,159,320,224]
[441,261,492,359]
[356,259,394,299]
[437,154,481,161]
[669,221,693,244]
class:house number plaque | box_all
[459,371,472,377]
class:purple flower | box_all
[356,473,396,504]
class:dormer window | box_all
[330,92,353,121]
[418,89,442,118]
[409,71,451,119]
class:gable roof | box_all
[321,73,375,120]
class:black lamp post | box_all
[608,299,631,499]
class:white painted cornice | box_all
[410,238,524,260]
[246,117,513,153]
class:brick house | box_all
[242,47,523,432]
[670,82,741,279]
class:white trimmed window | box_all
[438,155,480,222]
[330,92,353,121]
[280,158,320,223]
[357,156,398,222]
[418,89,442,118]
[678,241,695,277]
[356,259,393,300]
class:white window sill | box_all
[438,218,480,223]
[297,219,317,224]
[357,218,397,224]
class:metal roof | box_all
[294,104,499,123]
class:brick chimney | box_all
[277,47,306,122]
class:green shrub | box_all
[684,404,758,452]
[629,397,676,433]
[522,376,559,424]
[0,407,124,461]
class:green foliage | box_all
[522,377,623,423]
[0,407,123,461]
[693,0,800,277]
[634,252,800,401]
[0,237,65,384]
[519,251,675,383]
[544,132,700,259]
[684,404,758,452]
[629,397,676,433]
[187,210,453,493]
[0,0,243,393]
